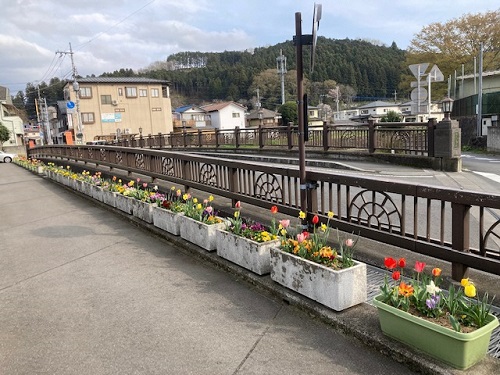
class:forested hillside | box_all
[17,37,406,118]
[105,36,407,109]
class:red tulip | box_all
[398,258,406,268]
[271,206,278,214]
[312,215,319,225]
[392,271,401,281]
[235,201,241,208]
[384,257,397,270]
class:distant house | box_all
[172,104,210,131]
[0,85,24,148]
[351,101,401,122]
[201,101,246,129]
[246,108,281,127]
[307,106,324,126]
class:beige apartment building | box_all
[63,77,173,143]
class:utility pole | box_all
[276,49,287,105]
[57,43,83,144]
[477,42,483,137]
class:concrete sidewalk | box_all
[0,163,498,374]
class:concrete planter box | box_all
[115,194,133,214]
[373,295,499,369]
[179,215,226,251]
[269,247,367,311]
[90,185,104,202]
[131,200,154,223]
[81,181,92,196]
[102,190,117,208]
[216,230,279,275]
[152,206,184,235]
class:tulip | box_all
[398,258,406,268]
[312,215,319,225]
[271,205,278,214]
[432,268,442,277]
[384,257,397,270]
[464,283,476,298]
[235,201,241,208]
[392,271,400,281]
[279,219,290,228]
[345,239,354,247]
[414,261,426,273]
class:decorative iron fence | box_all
[112,120,434,156]
[28,145,499,279]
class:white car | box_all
[0,150,17,163]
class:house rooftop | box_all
[357,100,399,109]
[69,77,170,85]
[202,101,246,112]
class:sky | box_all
[1,0,498,95]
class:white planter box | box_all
[216,230,279,275]
[75,181,91,196]
[115,194,133,214]
[269,247,367,311]
[102,190,116,208]
[90,185,104,202]
[131,200,154,223]
[152,206,184,235]
[179,215,226,251]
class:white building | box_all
[201,102,246,130]
[0,85,24,148]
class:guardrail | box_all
[111,120,435,157]
[29,144,499,279]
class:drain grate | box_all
[365,265,500,359]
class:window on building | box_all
[80,87,92,98]
[151,88,159,97]
[125,87,137,98]
[139,89,147,97]
[232,112,240,118]
[101,95,112,105]
[81,112,95,124]
[361,110,368,114]
[118,88,123,96]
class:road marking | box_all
[473,171,500,184]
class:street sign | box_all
[411,80,428,88]
[428,65,444,82]
[66,101,75,109]
[409,63,429,79]
[410,87,428,102]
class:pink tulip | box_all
[279,219,290,228]
[345,239,354,247]
[205,206,213,214]
[414,261,426,273]
[235,201,241,208]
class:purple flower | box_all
[425,294,440,309]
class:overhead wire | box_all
[34,0,156,87]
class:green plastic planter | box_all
[373,295,499,370]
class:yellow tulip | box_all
[299,211,306,219]
[328,211,334,218]
[464,284,476,298]
[461,278,469,287]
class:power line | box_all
[73,0,156,52]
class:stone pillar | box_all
[486,115,500,152]
[434,118,462,172]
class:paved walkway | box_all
[1,163,498,374]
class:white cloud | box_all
[1,0,498,94]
